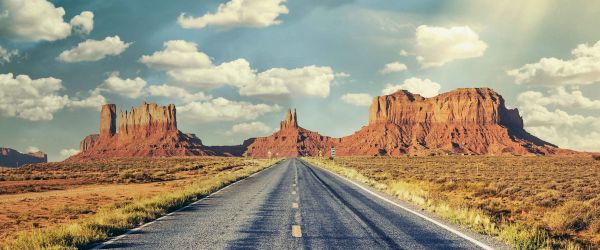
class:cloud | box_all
[139,40,212,70]
[518,87,600,109]
[508,40,600,86]
[382,78,441,98]
[240,66,334,98]
[517,89,600,152]
[340,93,372,106]
[0,0,93,41]
[68,89,106,109]
[178,97,281,123]
[26,146,40,153]
[415,25,488,68]
[167,58,257,89]
[70,11,94,35]
[380,62,407,74]
[140,40,337,98]
[57,36,131,63]
[99,73,146,99]
[60,148,80,158]
[0,73,100,121]
[178,0,289,29]
[0,45,17,64]
[225,121,271,135]
[147,84,211,102]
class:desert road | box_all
[96,158,503,250]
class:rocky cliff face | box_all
[0,148,47,167]
[68,102,214,161]
[245,108,336,157]
[244,88,568,157]
[80,134,99,152]
[338,88,562,156]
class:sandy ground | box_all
[0,181,179,243]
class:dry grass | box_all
[0,157,279,249]
[304,156,600,250]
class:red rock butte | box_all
[68,88,576,161]
[68,102,213,161]
[335,88,566,156]
[245,108,336,157]
[246,88,573,157]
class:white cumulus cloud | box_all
[179,97,281,123]
[147,84,211,102]
[140,40,337,98]
[26,146,40,153]
[380,62,407,74]
[517,89,600,152]
[340,93,373,107]
[508,40,600,86]
[178,0,289,29]
[68,89,106,109]
[70,11,94,35]
[57,36,131,63]
[0,45,17,64]
[382,78,441,98]
[99,73,147,99]
[60,148,80,158]
[0,73,101,121]
[0,0,93,41]
[415,25,488,68]
[139,40,212,70]
[226,121,271,135]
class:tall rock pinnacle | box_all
[100,104,116,138]
[280,108,298,130]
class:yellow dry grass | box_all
[0,157,279,249]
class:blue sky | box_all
[2,0,600,161]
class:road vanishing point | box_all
[96,158,505,250]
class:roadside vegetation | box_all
[304,156,600,250]
[0,157,279,249]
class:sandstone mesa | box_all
[69,88,576,161]
[0,147,47,167]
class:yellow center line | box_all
[292,202,299,208]
[292,225,302,238]
[292,191,296,195]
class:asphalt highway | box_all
[97,158,502,250]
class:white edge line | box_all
[91,163,275,249]
[308,161,495,250]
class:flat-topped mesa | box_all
[0,148,47,167]
[68,102,213,161]
[117,102,178,138]
[280,108,298,130]
[369,88,523,128]
[340,87,562,156]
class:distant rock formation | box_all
[67,88,575,161]
[80,134,99,152]
[336,88,563,156]
[245,109,336,157]
[0,148,47,167]
[245,88,571,157]
[68,102,216,161]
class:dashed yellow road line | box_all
[292,225,302,238]
[292,191,296,195]
[292,202,299,208]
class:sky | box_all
[1,0,600,161]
